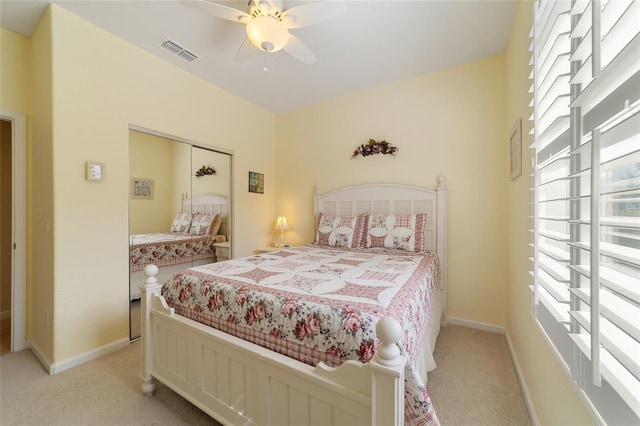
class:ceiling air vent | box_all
[160,38,200,63]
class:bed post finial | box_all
[315,183,320,194]
[144,265,159,285]
[371,317,406,425]
[373,317,403,367]
[438,175,446,189]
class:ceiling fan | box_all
[180,0,347,65]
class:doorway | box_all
[0,110,27,354]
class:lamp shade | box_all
[274,216,291,231]
[246,15,289,52]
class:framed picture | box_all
[248,171,264,194]
[131,178,154,199]
[86,161,105,181]
[509,118,522,181]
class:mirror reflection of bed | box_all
[129,129,232,340]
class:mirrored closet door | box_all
[129,129,232,340]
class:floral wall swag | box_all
[194,165,216,177]
[352,139,399,158]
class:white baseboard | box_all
[505,330,540,426]
[446,316,505,334]
[50,338,131,375]
[31,338,130,375]
[1,310,10,320]
[30,340,53,373]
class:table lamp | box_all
[274,216,291,247]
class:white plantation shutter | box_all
[531,0,640,423]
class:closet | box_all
[128,128,232,339]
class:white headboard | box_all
[313,176,447,292]
[182,193,229,237]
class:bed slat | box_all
[216,353,231,405]
[310,399,332,426]
[269,378,288,424]
[244,366,260,419]
[289,390,309,426]
[187,339,201,387]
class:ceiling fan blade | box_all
[180,0,251,24]
[233,38,255,62]
[283,33,316,65]
[280,1,347,29]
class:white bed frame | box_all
[182,193,230,238]
[140,177,447,425]
[130,194,229,300]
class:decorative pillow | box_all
[365,213,427,252]
[191,213,215,235]
[170,213,191,233]
[314,214,363,248]
[352,214,369,248]
[208,213,222,236]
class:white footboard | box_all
[140,265,407,426]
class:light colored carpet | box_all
[0,340,220,426]
[428,324,531,425]
[0,324,530,425]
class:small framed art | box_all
[248,171,264,194]
[131,178,154,199]
[86,161,105,181]
[509,118,522,181]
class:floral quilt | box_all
[130,232,226,272]
[161,244,441,426]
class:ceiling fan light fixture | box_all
[246,15,289,53]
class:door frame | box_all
[1,109,28,352]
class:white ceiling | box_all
[1,0,518,113]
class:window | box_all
[531,0,640,423]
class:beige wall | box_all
[42,4,276,363]
[129,131,178,235]
[504,2,595,424]
[0,29,32,113]
[191,147,231,201]
[276,55,508,327]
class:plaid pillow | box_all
[365,213,427,252]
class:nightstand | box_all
[256,246,281,254]
[213,242,230,262]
